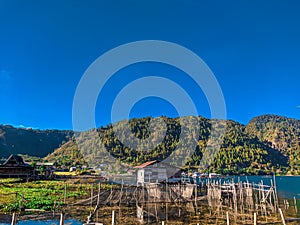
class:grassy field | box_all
[0,179,112,213]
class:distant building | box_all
[134,160,181,185]
[69,166,77,172]
[0,154,34,178]
[35,162,55,178]
[36,162,55,167]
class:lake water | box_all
[0,219,82,225]
[226,175,300,198]
[1,220,82,225]
[0,176,299,225]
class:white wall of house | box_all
[137,168,145,184]
[137,167,167,185]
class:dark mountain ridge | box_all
[0,125,73,158]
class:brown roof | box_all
[0,154,32,169]
[133,160,157,169]
[2,155,27,166]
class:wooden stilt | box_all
[254,212,257,225]
[165,182,168,202]
[111,210,115,225]
[273,173,279,209]
[119,179,124,206]
[226,211,230,225]
[59,213,64,225]
[294,196,298,214]
[11,213,16,225]
[278,208,286,225]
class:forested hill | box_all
[0,125,73,158]
[245,115,300,174]
[45,115,299,175]
[1,115,299,175]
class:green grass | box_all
[0,179,112,212]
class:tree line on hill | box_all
[0,114,299,175]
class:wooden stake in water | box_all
[11,213,16,225]
[278,208,286,225]
[294,196,298,213]
[111,210,115,225]
[273,173,279,209]
[226,211,230,225]
[59,213,64,225]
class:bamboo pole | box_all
[165,182,168,202]
[226,211,230,225]
[119,179,124,206]
[59,213,64,225]
[278,208,286,225]
[294,196,298,213]
[11,213,16,225]
[111,210,115,225]
[273,173,279,210]
[166,203,168,221]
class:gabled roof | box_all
[2,154,29,167]
[133,160,157,169]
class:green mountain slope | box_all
[44,140,86,167]
[45,116,294,175]
[245,115,300,174]
[0,125,73,158]
[1,114,298,175]
[209,120,288,174]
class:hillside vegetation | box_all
[0,125,73,158]
[44,140,86,168]
[1,115,299,175]
[45,115,298,175]
[246,115,300,174]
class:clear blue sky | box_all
[0,0,300,130]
